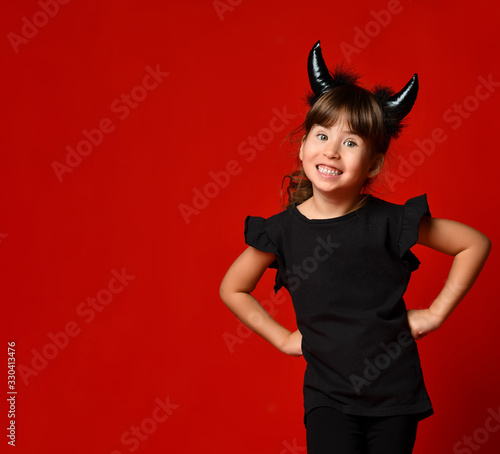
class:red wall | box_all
[2,0,499,452]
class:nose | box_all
[323,143,340,159]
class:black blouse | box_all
[244,194,434,427]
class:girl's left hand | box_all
[406,309,442,340]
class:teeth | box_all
[317,165,342,176]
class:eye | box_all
[344,139,357,147]
[317,133,328,141]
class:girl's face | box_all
[299,119,383,197]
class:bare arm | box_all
[407,216,491,339]
[220,246,302,356]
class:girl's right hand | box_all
[279,330,303,357]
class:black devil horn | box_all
[384,74,419,122]
[307,40,335,99]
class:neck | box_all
[308,190,367,219]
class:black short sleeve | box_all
[244,216,278,255]
[399,194,431,271]
[244,215,283,292]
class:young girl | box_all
[219,41,491,454]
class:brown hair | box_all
[280,84,391,209]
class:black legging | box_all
[306,406,419,454]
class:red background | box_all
[2,0,499,452]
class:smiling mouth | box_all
[317,165,343,176]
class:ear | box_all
[368,153,385,178]
[299,135,305,161]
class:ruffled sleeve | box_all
[244,215,284,293]
[244,216,278,256]
[398,194,431,272]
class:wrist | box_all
[276,330,293,354]
[427,305,446,328]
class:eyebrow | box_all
[316,125,361,136]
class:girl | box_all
[219,41,491,454]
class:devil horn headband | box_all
[307,40,419,131]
